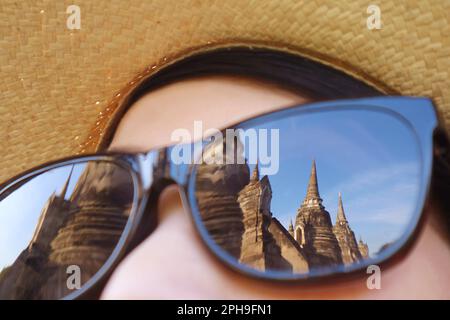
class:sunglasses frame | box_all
[0,96,441,299]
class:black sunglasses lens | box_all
[0,160,136,299]
[192,107,424,279]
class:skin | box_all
[102,75,450,299]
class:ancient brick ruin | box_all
[0,162,132,299]
[195,158,369,273]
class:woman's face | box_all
[102,75,450,299]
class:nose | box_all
[101,184,229,299]
[157,185,185,223]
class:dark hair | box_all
[120,47,384,109]
[109,47,449,235]
[104,47,385,148]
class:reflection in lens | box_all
[194,108,421,277]
[0,160,134,299]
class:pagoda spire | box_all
[250,161,260,182]
[306,160,320,198]
[302,160,323,207]
[288,219,294,237]
[59,165,74,199]
[336,192,348,223]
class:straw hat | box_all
[0,1,449,183]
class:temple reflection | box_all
[195,139,370,274]
[0,161,133,299]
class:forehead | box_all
[109,75,308,152]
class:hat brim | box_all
[0,0,449,182]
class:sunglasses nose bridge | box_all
[138,146,190,192]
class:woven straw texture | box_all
[0,0,449,183]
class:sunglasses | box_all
[0,96,443,299]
